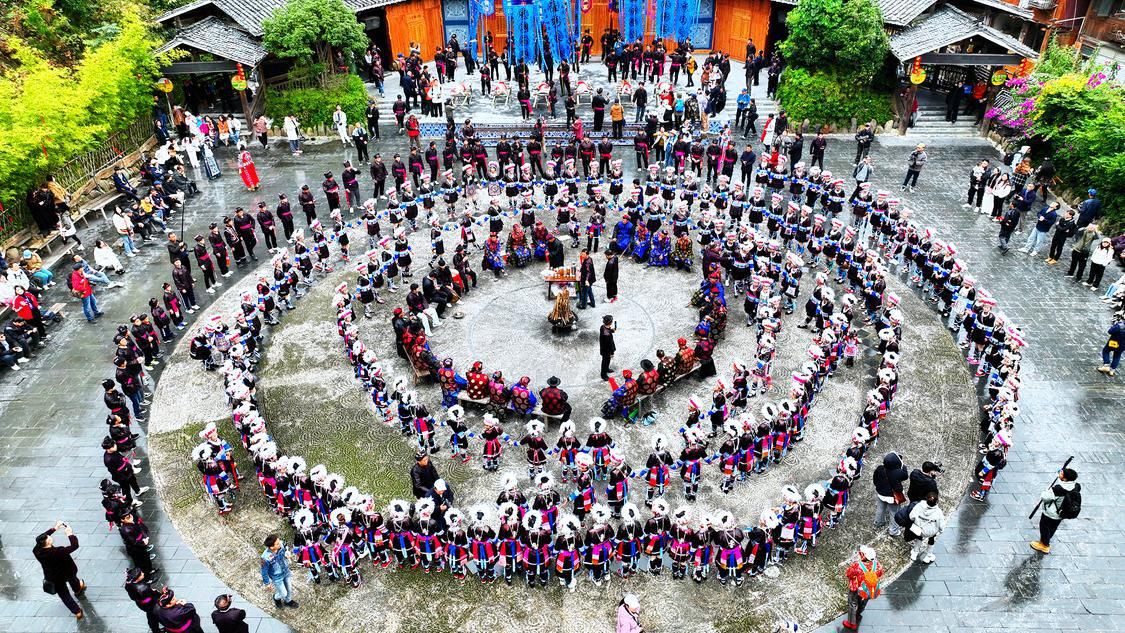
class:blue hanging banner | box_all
[539,0,574,64]
[654,0,700,42]
[672,0,701,41]
[503,0,541,65]
[619,0,645,43]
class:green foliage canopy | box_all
[776,67,893,127]
[264,74,369,128]
[0,12,163,207]
[262,0,367,66]
[778,0,890,84]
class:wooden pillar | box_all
[979,86,997,138]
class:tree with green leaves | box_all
[262,0,367,69]
[778,0,889,84]
[0,12,163,210]
[775,0,892,126]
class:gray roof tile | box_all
[156,16,268,66]
[889,5,1039,60]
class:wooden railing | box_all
[0,116,154,245]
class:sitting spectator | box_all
[169,165,199,197]
[91,240,126,277]
[112,165,141,203]
[0,331,28,370]
[21,249,55,289]
[6,316,43,350]
[73,252,121,288]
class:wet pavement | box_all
[0,64,1120,632]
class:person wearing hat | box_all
[599,314,617,381]
[843,545,884,630]
[125,567,162,633]
[211,593,249,633]
[104,435,149,506]
[1031,467,1081,554]
[118,510,158,577]
[901,143,926,193]
[1076,188,1101,228]
[155,588,205,632]
[33,521,86,619]
[67,264,102,323]
[616,593,643,633]
[539,376,572,421]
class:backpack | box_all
[1057,485,1082,519]
[893,500,917,528]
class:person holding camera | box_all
[33,521,86,619]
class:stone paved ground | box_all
[1,59,1120,631]
[815,137,1125,633]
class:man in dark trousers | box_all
[854,123,874,165]
[211,594,250,633]
[592,88,608,132]
[599,314,616,381]
[604,249,620,303]
[810,131,827,170]
[33,522,86,619]
[118,511,158,577]
[366,100,381,139]
[1031,467,1080,554]
[125,567,162,633]
[577,249,596,309]
[103,436,149,506]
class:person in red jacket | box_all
[68,264,102,323]
[843,545,885,630]
[12,284,52,337]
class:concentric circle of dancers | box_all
[161,128,1027,594]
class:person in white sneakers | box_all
[905,491,945,564]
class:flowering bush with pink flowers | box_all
[986,39,1124,230]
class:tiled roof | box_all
[156,0,399,37]
[770,0,938,27]
[156,16,268,66]
[889,5,1039,60]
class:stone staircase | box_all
[907,103,984,138]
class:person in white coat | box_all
[906,491,945,564]
[333,105,350,146]
[284,116,302,155]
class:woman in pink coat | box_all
[615,594,643,633]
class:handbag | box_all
[42,579,56,595]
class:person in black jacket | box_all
[33,522,86,618]
[125,567,162,633]
[604,250,620,303]
[103,436,149,505]
[907,461,942,503]
[1046,208,1078,264]
[872,451,908,536]
[410,451,440,498]
[211,594,250,633]
[578,249,597,309]
[118,511,158,576]
[600,314,617,381]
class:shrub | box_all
[0,12,163,209]
[776,68,893,128]
[264,74,369,129]
[262,0,367,66]
[778,0,889,85]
